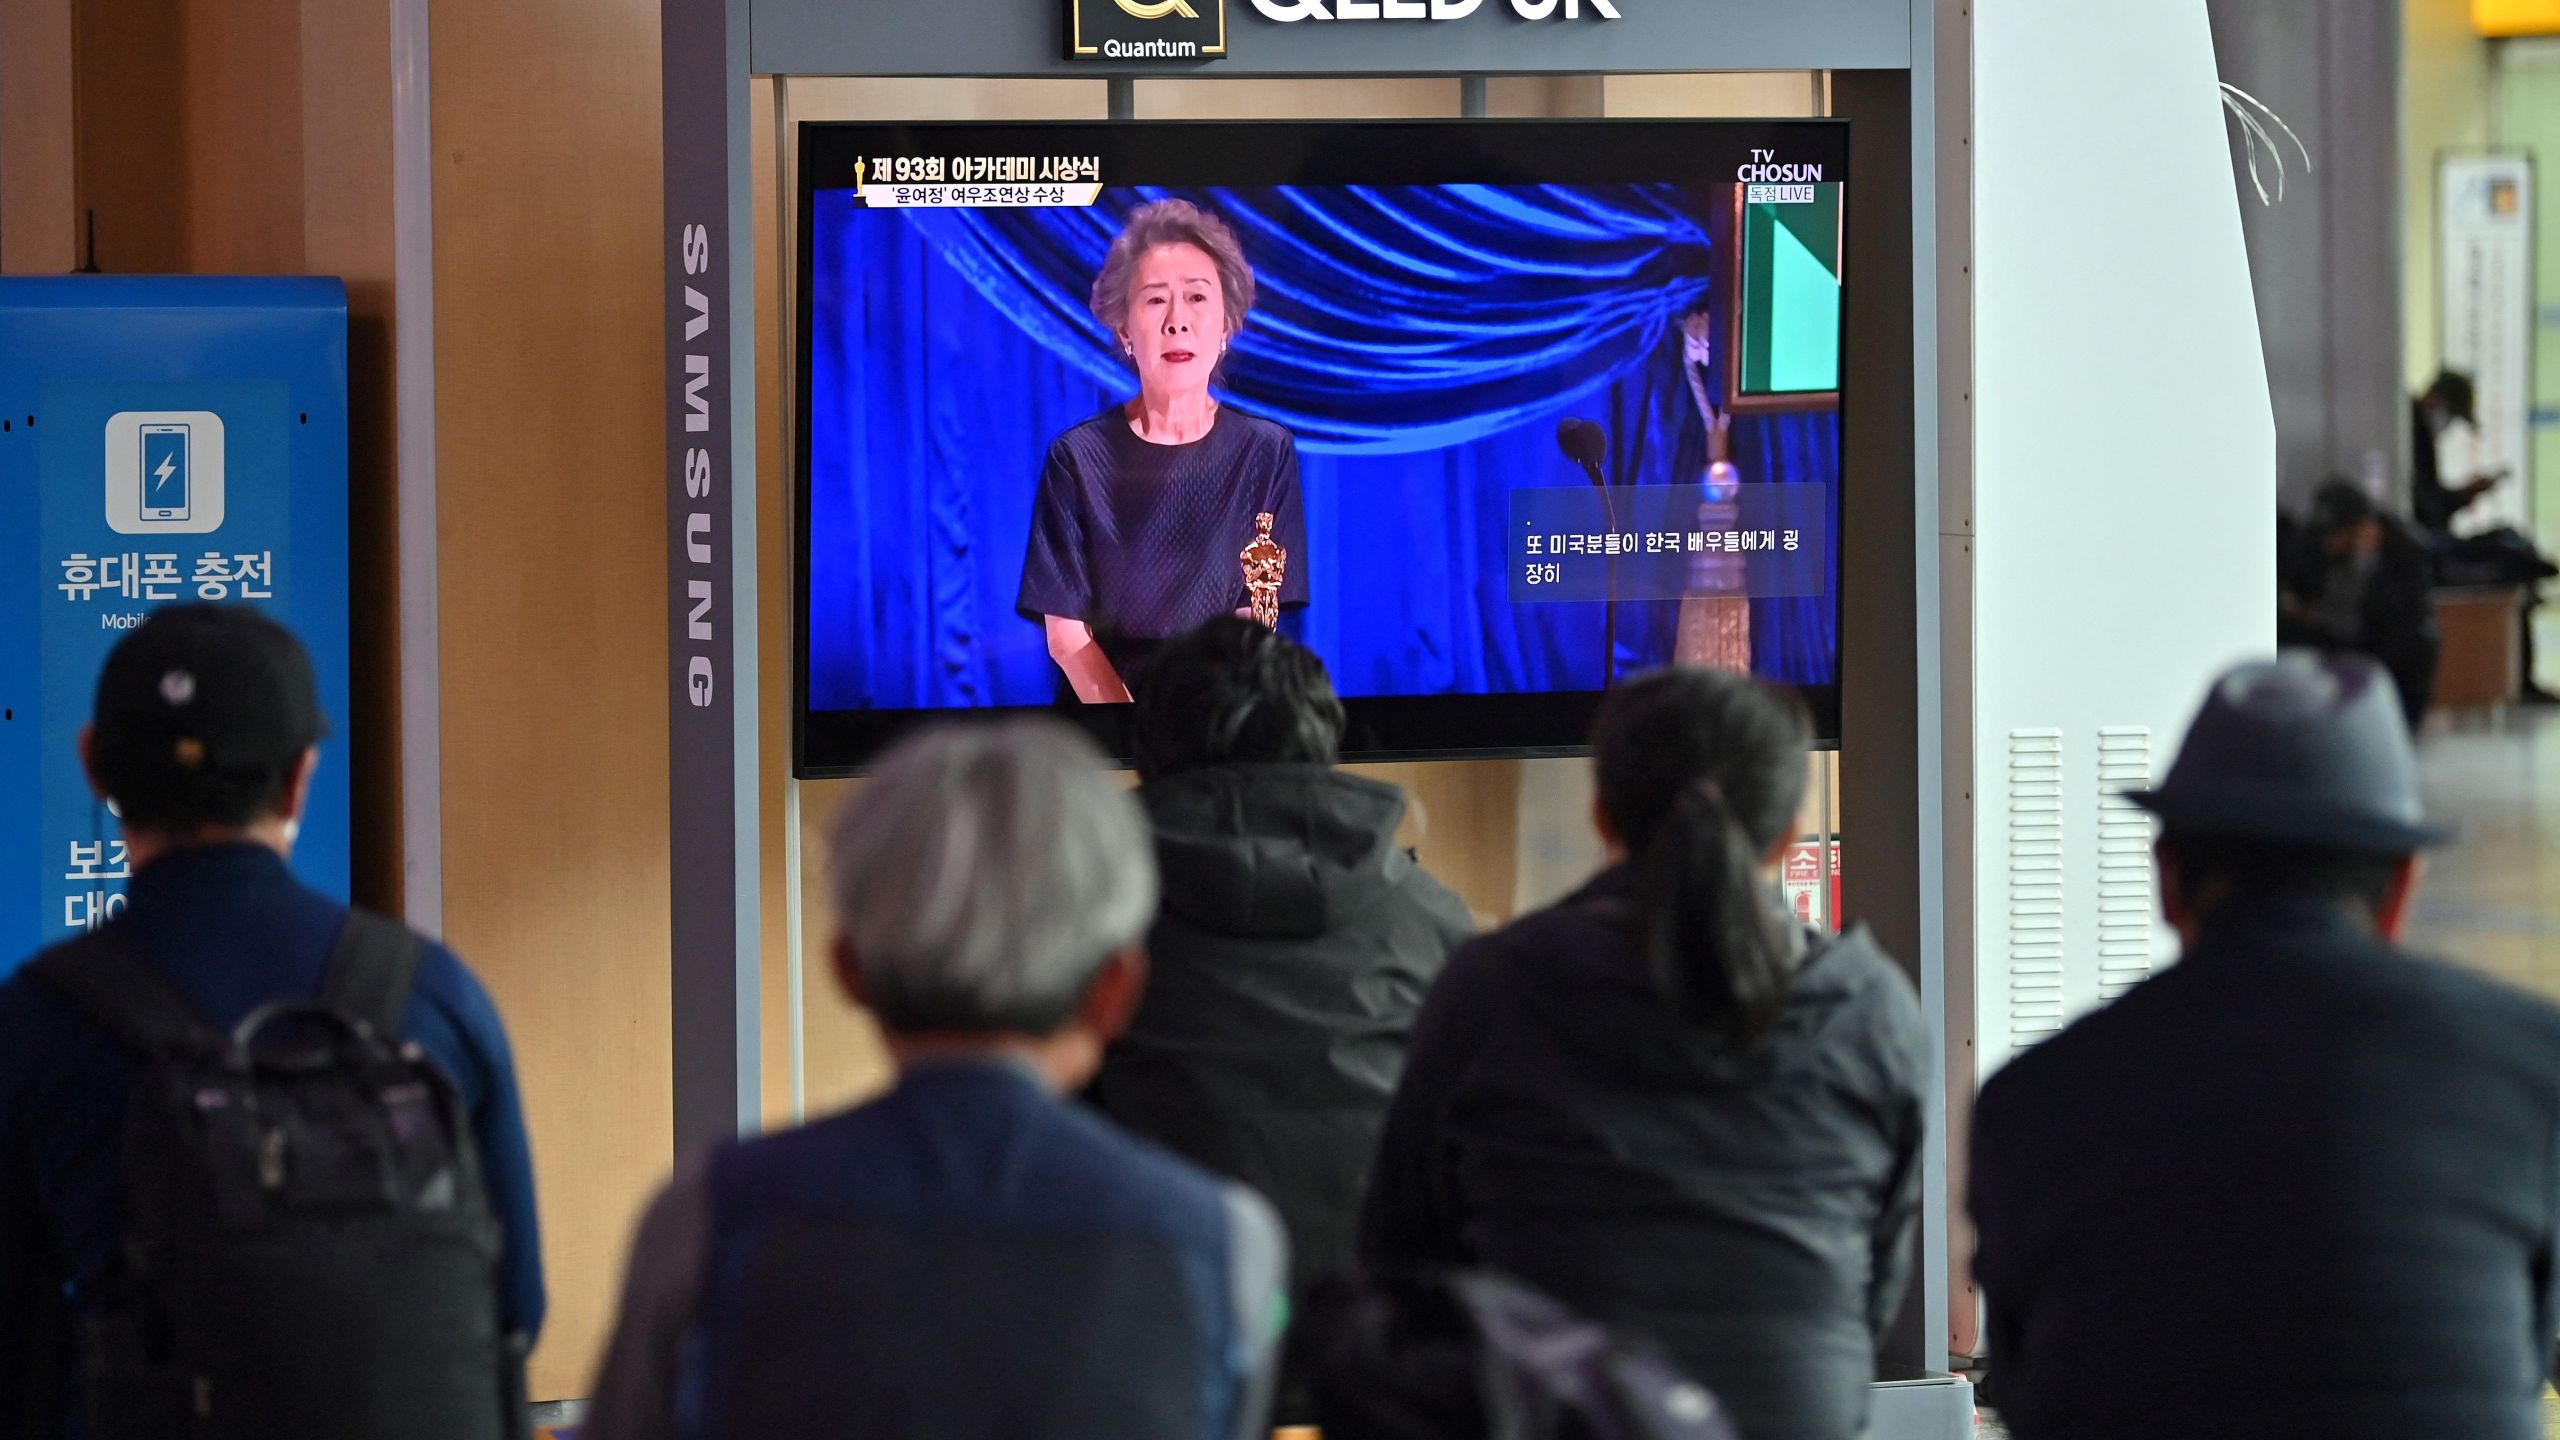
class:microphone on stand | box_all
[1557,417,1619,688]
[1557,416,1608,487]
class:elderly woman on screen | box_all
[1017,198,1308,704]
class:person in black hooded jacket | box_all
[1361,667,1925,1440]
[1093,618,1474,1343]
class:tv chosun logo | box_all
[1069,0,1225,59]
[103,410,227,535]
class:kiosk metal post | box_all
[683,0,1964,1419]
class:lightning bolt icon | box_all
[154,454,176,489]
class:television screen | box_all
[795,119,1849,775]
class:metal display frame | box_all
[662,0,1963,1420]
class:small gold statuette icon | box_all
[1240,511,1287,630]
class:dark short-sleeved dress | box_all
[1017,407,1307,690]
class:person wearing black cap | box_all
[1969,651,2560,1440]
[0,605,545,1434]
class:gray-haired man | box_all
[584,719,1286,1440]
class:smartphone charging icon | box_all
[142,424,191,521]
[105,410,225,534]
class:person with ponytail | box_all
[1359,667,1926,1440]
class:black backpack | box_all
[1296,1269,1743,1440]
[30,912,528,1440]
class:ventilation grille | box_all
[2095,727,2155,1000]
[2005,728,2065,1045]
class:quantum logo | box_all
[1070,0,1226,58]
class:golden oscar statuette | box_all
[1240,511,1286,629]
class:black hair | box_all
[1130,617,1346,782]
[107,763,297,834]
[2306,477,2378,535]
[2156,830,2406,917]
[89,604,318,835]
[1591,668,1812,1051]
[2425,368,2475,420]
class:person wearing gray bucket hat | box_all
[2126,649,2454,856]
[1968,650,2560,1440]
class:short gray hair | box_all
[828,719,1158,1035]
[1089,197,1256,345]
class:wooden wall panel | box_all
[179,0,304,273]
[70,0,320,276]
[427,0,669,1402]
[1349,760,1522,928]
[1131,76,1460,118]
[72,0,185,271]
[1603,71,1825,118]
[1486,75,1604,117]
[781,75,1106,121]
[0,0,78,273]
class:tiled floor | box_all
[2405,701,2560,1440]
[2400,704,2560,996]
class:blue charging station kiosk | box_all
[0,277,352,971]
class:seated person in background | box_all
[1091,618,1473,1419]
[583,719,1286,1440]
[2411,368,2504,534]
[1970,653,2560,1440]
[1361,668,1926,1440]
[2277,480,2439,728]
[2412,368,2558,702]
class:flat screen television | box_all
[795,119,1849,776]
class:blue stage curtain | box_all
[907,184,1716,455]
[805,186,1840,711]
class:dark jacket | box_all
[2278,514,2438,654]
[2411,397,2461,534]
[1093,764,1473,1301]
[1970,896,2560,1440]
[2277,512,2440,725]
[1360,866,1927,1440]
[584,1058,1287,1440]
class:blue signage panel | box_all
[0,277,351,972]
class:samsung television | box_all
[794,119,1849,774]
